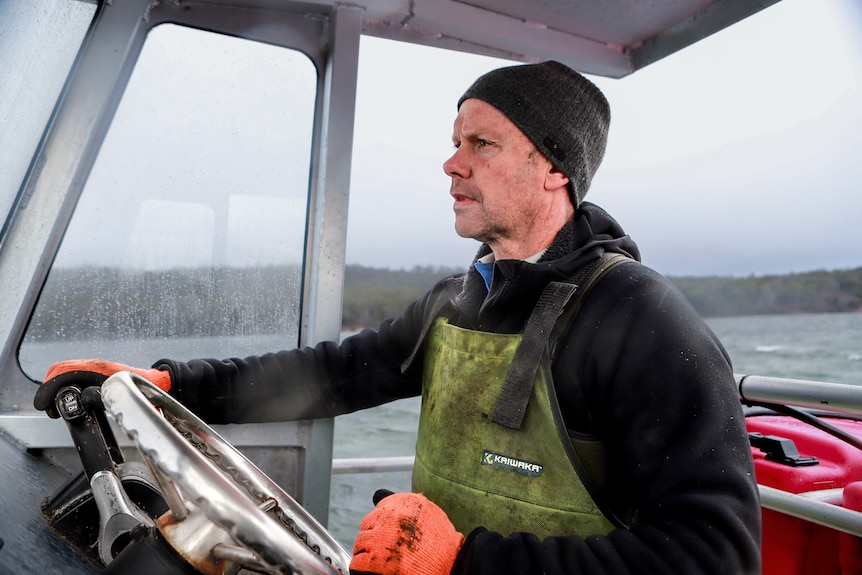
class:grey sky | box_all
[346,0,862,277]
[53,0,861,279]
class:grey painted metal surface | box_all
[354,0,783,77]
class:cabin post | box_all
[300,3,365,522]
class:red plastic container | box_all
[748,415,862,575]
[841,482,862,574]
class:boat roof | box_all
[343,0,782,77]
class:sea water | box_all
[328,311,862,546]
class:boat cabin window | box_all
[0,0,96,236]
[20,24,317,379]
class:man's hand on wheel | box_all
[34,359,171,418]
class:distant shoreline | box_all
[342,264,862,328]
[27,264,862,342]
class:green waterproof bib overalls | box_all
[411,254,631,539]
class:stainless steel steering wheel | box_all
[100,371,351,575]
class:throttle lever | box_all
[55,386,119,477]
[54,384,154,565]
[91,469,155,564]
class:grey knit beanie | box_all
[458,60,610,207]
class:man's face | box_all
[443,99,555,250]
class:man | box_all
[37,61,762,574]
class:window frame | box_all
[0,0,363,520]
[19,23,319,379]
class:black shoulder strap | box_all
[400,275,463,374]
[491,253,631,430]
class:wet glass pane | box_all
[0,0,96,236]
[20,24,317,379]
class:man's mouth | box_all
[451,191,477,206]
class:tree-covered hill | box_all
[670,267,862,317]
[27,264,862,341]
[343,265,862,327]
[341,265,464,328]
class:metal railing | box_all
[331,375,862,539]
[331,456,414,475]
[738,373,862,416]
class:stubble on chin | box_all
[454,212,507,246]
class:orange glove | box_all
[34,359,171,418]
[350,492,464,575]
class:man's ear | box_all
[545,164,570,193]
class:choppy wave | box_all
[755,345,782,353]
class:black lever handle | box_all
[55,386,124,478]
[749,432,819,467]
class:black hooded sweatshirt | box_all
[158,202,762,574]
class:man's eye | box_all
[476,139,491,147]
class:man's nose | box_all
[443,148,467,179]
